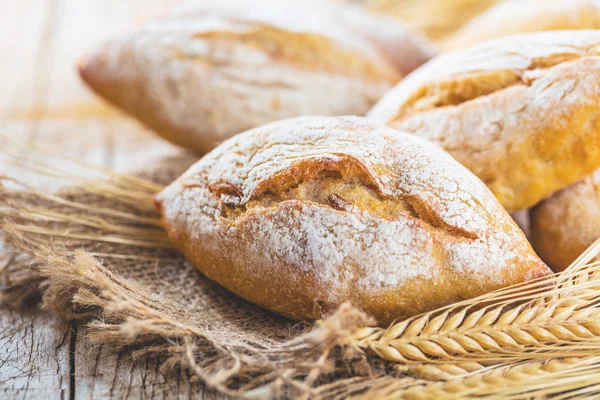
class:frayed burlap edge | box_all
[0,144,418,399]
[7,138,600,399]
[2,246,390,399]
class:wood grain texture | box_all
[0,119,211,400]
[73,338,210,400]
[0,1,224,398]
[0,308,71,400]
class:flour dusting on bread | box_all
[445,0,600,50]
[369,30,600,211]
[156,116,550,323]
[79,0,435,154]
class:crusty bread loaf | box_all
[530,169,600,271]
[363,0,501,40]
[78,0,433,154]
[445,0,600,50]
[368,30,600,211]
[155,116,551,324]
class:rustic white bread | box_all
[167,0,436,76]
[155,116,551,324]
[530,169,600,271]
[445,0,600,50]
[329,3,436,74]
[368,30,600,211]
[362,0,501,40]
[78,0,433,153]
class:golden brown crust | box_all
[78,0,433,154]
[530,169,600,271]
[364,0,501,40]
[368,30,600,211]
[191,26,397,81]
[155,116,551,324]
[445,0,600,50]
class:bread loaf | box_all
[79,0,433,154]
[155,116,551,324]
[362,0,501,40]
[530,169,600,271]
[368,30,600,211]
[445,0,600,50]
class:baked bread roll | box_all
[368,30,600,211]
[362,0,501,40]
[530,169,600,271]
[78,0,433,154]
[445,0,600,50]
[155,116,551,324]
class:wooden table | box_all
[0,1,222,398]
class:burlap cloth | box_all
[0,143,419,399]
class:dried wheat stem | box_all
[0,188,163,226]
[366,357,600,400]
[351,247,600,365]
[0,132,164,192]
[9,209,165,237]
[5,224,172,248]
[365,302,600,364]
[1,153,159,211]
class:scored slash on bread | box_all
[368,30,600,211]
[78,0,434,154]
[155,116,551,324]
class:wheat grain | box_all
[399,361,488,380]
[0,188,162,225]
[7,130,600,397]
[360,357,600,399]
[352,244,600,364]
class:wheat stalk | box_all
[361,357,600,399]
[0,132,163,192]
[2,155,158,211]
[350,240,600,365]
[7,131,600,397]
[0,187,163,225]
[0,132,161,211]
[0,132,173,250]
[0,185,171,249]
[398,361,489,380]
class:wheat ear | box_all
[360,357,600,399]
[350,241,600,364]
